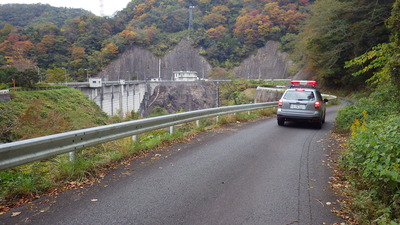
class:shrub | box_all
[340,115,400,222]
[336,82,400,132]
[336,104,365,131]
[149,106,168,117]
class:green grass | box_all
[0,89,108,142]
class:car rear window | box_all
[283,91,315,101]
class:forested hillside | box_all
[285,0,394,88]
[0,0,397,90]
[0,0,312,84]
[0,4,91,29]
[296,0,399,223]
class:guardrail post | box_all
[216,116,220,123]
[132,135,137,142]
[196,120,200,128]
[69,151,76,162]
[169,125,174,135]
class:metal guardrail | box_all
[321,94,338,99]
[256,86,286,93]
[0,102,277,171]
[257,87,338,100]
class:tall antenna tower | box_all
[99,0,105,16]
[188,6,194,30]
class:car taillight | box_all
[278,99,283,107]
[314,101,321,109]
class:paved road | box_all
[2,105,343,225]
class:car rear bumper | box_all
[277,109,323,122]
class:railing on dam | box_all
[52,79,292,87]
[0,102,278,171]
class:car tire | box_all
[315,120,322,129]
[278,119,285,126]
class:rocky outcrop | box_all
[292,66,315,80]
[232,41,293,79]
[99,38,212,81]
[141,82,217,117]
[254,88,283,103]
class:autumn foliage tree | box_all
[0,0,313,82]
[234,10,272,45]
[288,0,394,88]
[206,26,228,40]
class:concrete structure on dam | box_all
[66,79,218,117]
[67,80,159,117]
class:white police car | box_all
[277,80,328,129]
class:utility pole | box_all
[85,69,89,81]
[216,81,220,107]
[158,58,161,81]
[62,67,67,85]
[35,66,41,82]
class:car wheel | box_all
[278,119,285,126]
[315,120,322,129]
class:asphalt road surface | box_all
[1,105,344,225]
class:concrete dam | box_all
[68,81,218,117]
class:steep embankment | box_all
[0,88,108,143]
[99,39,212,81]
[232,41,293,79]
[98,39,294,81]
[142,82,217,117]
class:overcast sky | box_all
[1,0,132,16]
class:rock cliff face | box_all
[141,82,217,117]
[98,39,294,81]
[233,41,293,79]
[254,88,283,103]
[99,38,212,81]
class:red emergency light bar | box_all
[290,80,317,86]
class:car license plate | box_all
[290,104,306,109]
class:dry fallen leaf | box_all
[11,212,21,217]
